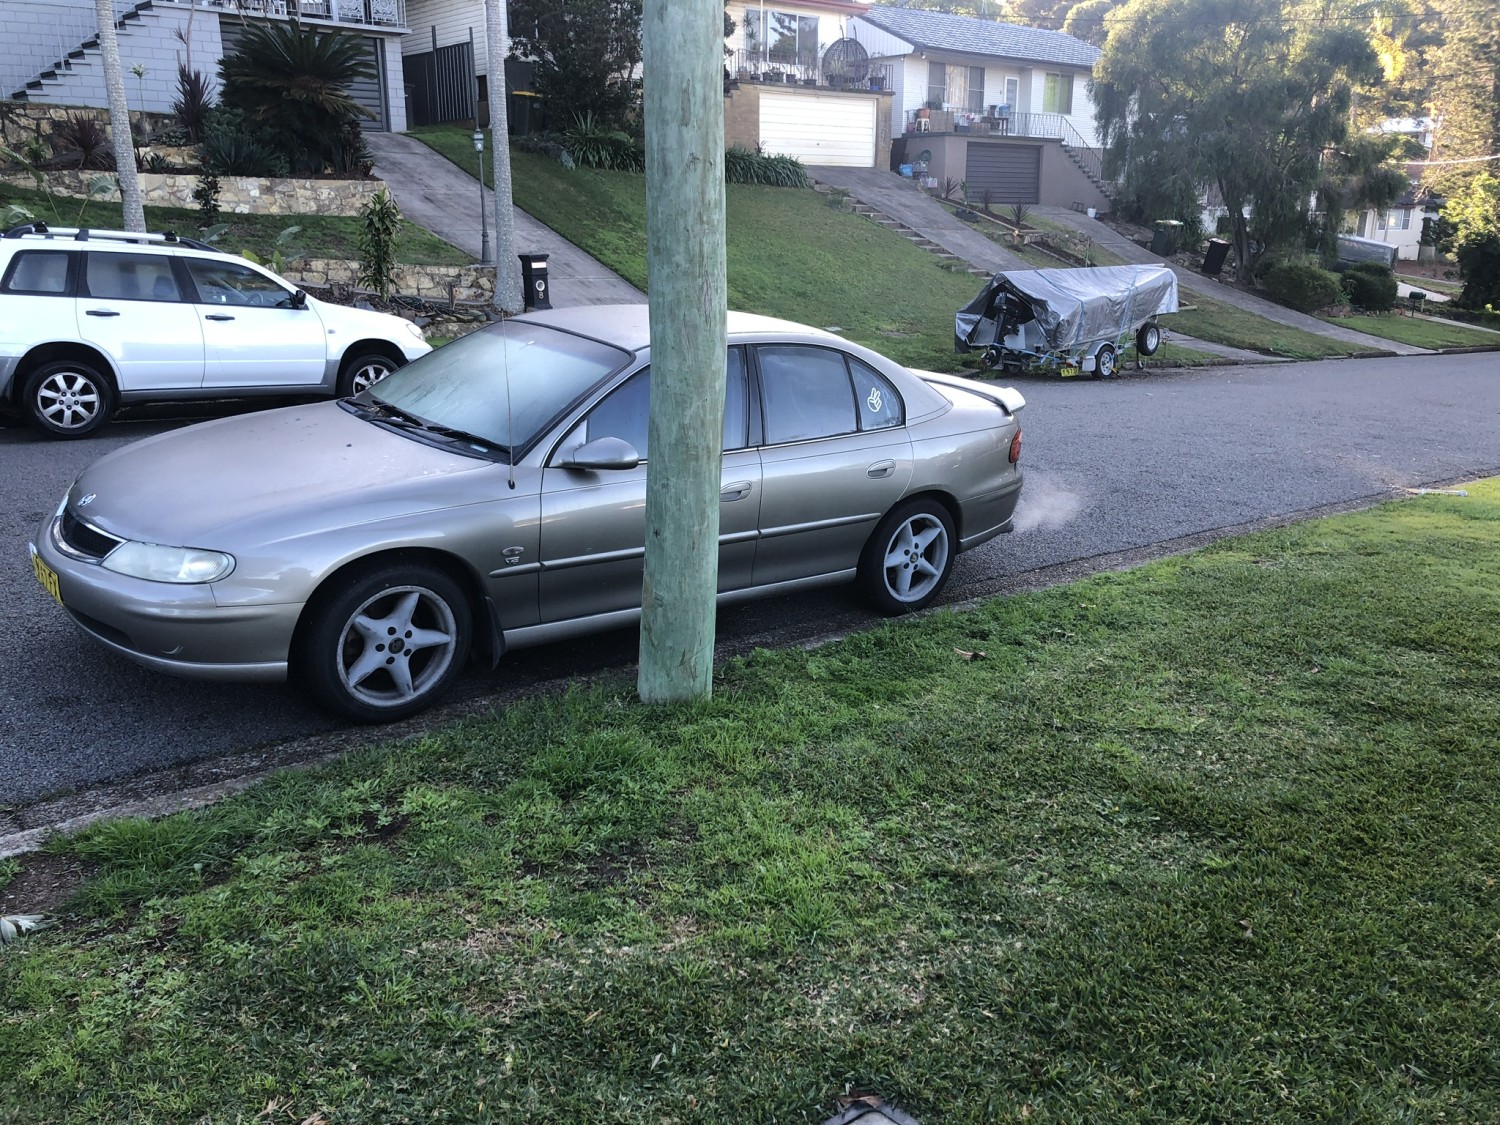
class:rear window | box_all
[2,250,73,295]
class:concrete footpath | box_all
[365,132,644,308]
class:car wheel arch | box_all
[290,547,494,671]
[894,489,963,540]
[13,343,119,405]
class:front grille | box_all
[58,508,123,560]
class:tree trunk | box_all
[95,0,145,232]
[484,0,524,314]
[637,0,728,704]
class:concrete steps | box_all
[839,195,989,277]
[11,1,157,103]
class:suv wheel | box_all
[25,360,115,439]
[338,352,400,397]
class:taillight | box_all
[1008,428,1023,464]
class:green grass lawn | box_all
[0,182,472,266]
[4,481,1498,1122]
[1161,293,1378,359]
[1322,313,1500,350]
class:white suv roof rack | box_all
[1,222,217,252]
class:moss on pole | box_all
[636,0,729,704]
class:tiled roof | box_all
[857,5,1101,69]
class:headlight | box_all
[404,321,426,342]
[102,542,235,584]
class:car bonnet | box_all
[66,401,494,546]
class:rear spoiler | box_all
[917,370,1026,416]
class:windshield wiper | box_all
[354,397,509,457]
[419,420,511,455]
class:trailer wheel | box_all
[1135,322,1162,356]
[1092,343,1118,380]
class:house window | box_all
[1042,72,1073,115]
[927,61,947,107]
[744,9,817,66]
[1004,76,1019,111]
[1376,211,1388,231]
[1398,209,1412,230]
[968,66,986,113]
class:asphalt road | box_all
[4,352,1497,812]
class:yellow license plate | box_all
[31,549,62,605]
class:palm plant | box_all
[218,19,375,175]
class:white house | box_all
[4,0,410,131]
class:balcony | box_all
[728,49,892,94]
[178,0,407,31]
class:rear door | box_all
[180,256,328,388]
[751,345,913,586]
[538,349,761,623]
[0,248,79,363]
[78,251,205,391]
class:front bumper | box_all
[33,517,297,683]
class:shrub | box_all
[193,172,221,227]
[172,66,214,144]
[55,113,110,170]
[357,187,402,299]
[1262,261,1344,313]
[563,113,644,172]
[200,108,288,176]
[723,145,808,188]
[1340,261,1398,312]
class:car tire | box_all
[1135,322,1162,356]
[296,560,471,723]
[24,359,115,438]
[337,351,401,398]
[1091,342,1118,380]
[858,498,956,615]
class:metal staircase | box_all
[10,1,159,103]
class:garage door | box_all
[964,143,1041,205]
[760,92,876,168]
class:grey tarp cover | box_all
[955,265,1180,353]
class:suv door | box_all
[78,251,205,391]
[0,247,78,365]
[180,256,327,388]
[538,349,761,623]
[751,345,913,586]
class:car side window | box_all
[757,345,857,445]
[182,258,292,307]
[582,348,749,462]
[84,252,182,302]
[848,357,904,431]
[1,250,73,295]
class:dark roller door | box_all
[964,143,1040,205]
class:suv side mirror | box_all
[290,289,307,309]
[556,436,640,471]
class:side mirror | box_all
[556,436,641,471]
[290,289,307,309]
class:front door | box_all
[538,350,761,623]
[180,256,328,388]
[78,251,204,391]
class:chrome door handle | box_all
[84,309,120,317]
[719,480,752,502]
[205,314,235,321]
[867,460,895,478]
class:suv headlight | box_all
[404,321,426,343]
[103,542,235,584]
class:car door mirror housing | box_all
[558,436,640,471]
[290,289,308,309]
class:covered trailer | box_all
[956,265,1180,378]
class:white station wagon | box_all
[0,223,431,437]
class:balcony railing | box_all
[179,0,407,30]
[728,49,893,93]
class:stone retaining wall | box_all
[1,170,382,216]
[283,260,495,304]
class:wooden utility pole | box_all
[484,0,524,314]
[95,0,145,231]
[637,0,728,703]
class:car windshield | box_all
[362,321,631,454]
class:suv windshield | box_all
[362,322,631,455]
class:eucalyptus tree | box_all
[1424,0,1500,199]
[95,0,145,231]
[1093,0,1383,273]
[485,0,523,313]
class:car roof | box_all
[514,303,845,354]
